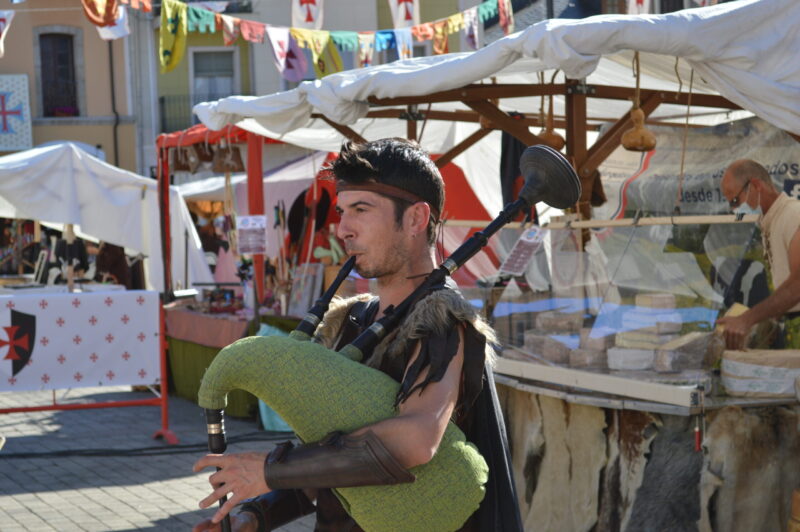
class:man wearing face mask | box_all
[717,159,800,350]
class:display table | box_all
[164,307,257,417]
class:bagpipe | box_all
[198,145,581,532]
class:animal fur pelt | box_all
[314,291,498,369]
[699,405,800,532]
[497,389,607,532]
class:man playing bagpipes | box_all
[193,138,524,532]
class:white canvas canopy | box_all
[194,0,799,217]
[0,143,213,292]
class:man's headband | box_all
[336,181,441,222]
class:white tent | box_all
[194,0,799,218]
[0,143,214,292]
[178,151,329,257]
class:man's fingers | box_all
[193,454,225,473]
[212,494,242,524]
[192,519,218,532]
[199,483,232,509]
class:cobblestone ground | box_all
[0,387,315,531]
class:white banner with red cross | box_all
[0,74,32,151]
[0,290,159,392]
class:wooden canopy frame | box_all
[310,79,800,222]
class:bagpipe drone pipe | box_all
[198,145,581,532]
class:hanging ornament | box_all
[538,71,565,151]
[621,51,656,152]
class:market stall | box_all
[0,142,214,443]
[189,0,800,526]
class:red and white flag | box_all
[627,0,652,14]
[97,5,131,41]
[387,0,419,29]
[0,291,160,392]
[292,0,324,30]
[266,25,308,82]
[0,11,14,58]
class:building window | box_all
[39,33,79,117]
[191,49,238,106]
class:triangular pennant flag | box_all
[432,20,449,55]
[240,20,266,44]
[266,26,308,82]
[119,0,151,12]
[97,5,130,40]
[374,30,396,52]
[463,6,480,50]
[159,0,188,73]
[387,0,419,29]
[478,0,498,23]
[187,5,216,33]
[411,22,433,42]
[627,0,653,14]
[81,0,119,28]
[292,0,324,30]
[0,11,14,58]
[308,30,343,78]
[394,27,413,60]
[499,0,514,35]
[357,32,376,67]
[446,13,464,35]
[331,31,359,52]
[219,14,240,46]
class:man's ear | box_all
[406,202,431,235]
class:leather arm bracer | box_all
[265,430,416,490]
[238,489,316,532]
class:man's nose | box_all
[336,220,352,240]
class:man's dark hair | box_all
[330,138,444,245]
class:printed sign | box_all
[500,226,546,276]
[237,215,268,255]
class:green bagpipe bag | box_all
[198,334,488,532]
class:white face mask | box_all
[734,203,762,216]
[733,185,762,216]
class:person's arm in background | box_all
[718,228,800,349]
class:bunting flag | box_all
[411,22,433,43]
[432,20,449,55]
[159,0,188,73]
[498,0,514,35]
[291,29,343,78]
[331,31,358,52]
[119,0,151,12]
[463,6,480,50]
[219,14,240,45]
[374,30,396,53]
[394,27,413,60]
[0,11,15,59]
[446,13,464,35]
[81,0,119,28]
[187,4,216,33]
[240,19,265,44]
[387,0,419,29]
[292,0,324,30]
[627,0,652,13]
[357,32,376,67]
[97,5,131,40]
[477,0,498,22]
[265,25,308,82]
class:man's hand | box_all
[192,511,258,532]
[193,452,271,525]
[717,314,755,350]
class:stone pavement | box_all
[0,386,315,531]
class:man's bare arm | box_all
[718,228,800,349]
[351,326,465,468]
